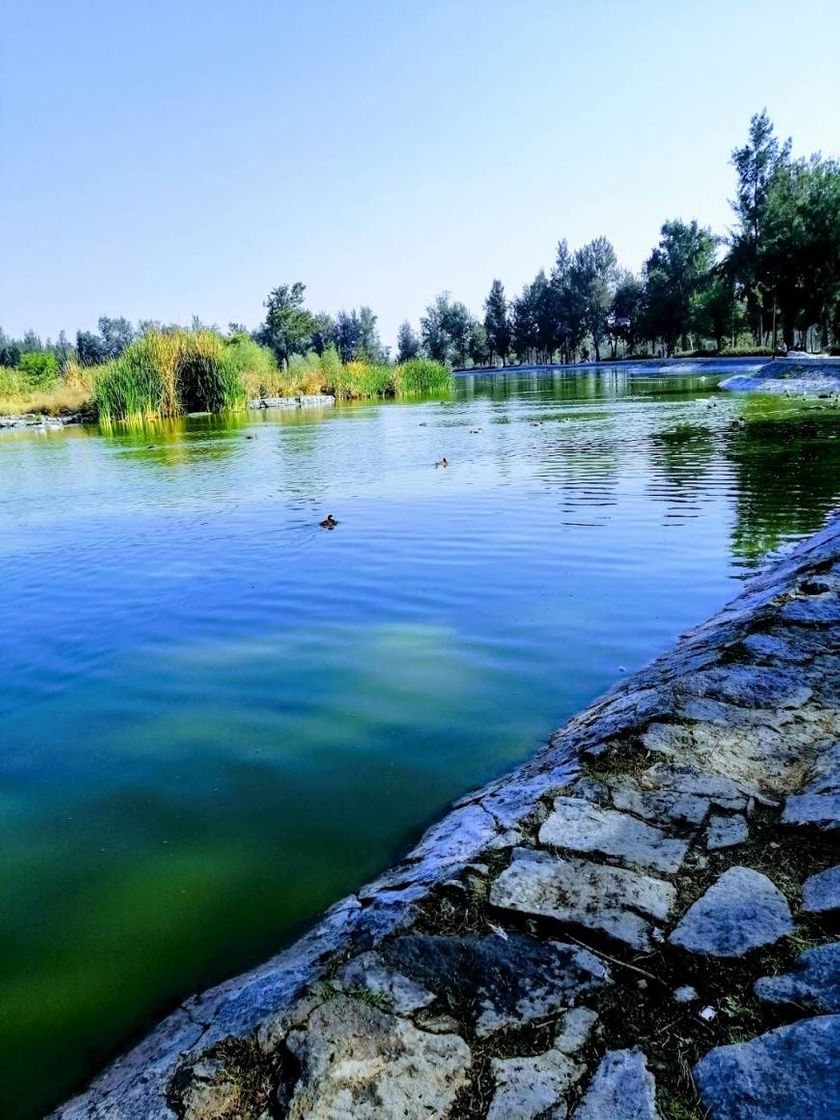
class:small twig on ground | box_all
[563,933,662,984]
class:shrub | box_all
[18,352,59,387]
[719,346,774,357]
[221,334,281,398]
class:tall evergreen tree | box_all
[396,321,421,362]
[483,279,511,365]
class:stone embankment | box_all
[247,395,335,411]
[54,516,840,1120]
[721,356,840,396]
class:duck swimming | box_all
[319,514,338,529]
[435,457,448,468]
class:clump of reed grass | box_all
[393,357,452,395]
[326,359,393,400]
[94,329,259,421]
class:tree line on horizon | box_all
[2,111,838,382]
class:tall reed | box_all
[393,358,452,395]
[94,330,253,421]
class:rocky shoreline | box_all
[0,412,82,431]
[53,516,840,1120]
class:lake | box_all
[1,366,838,1118]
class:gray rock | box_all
[609,781,710,827]
[337,952,436,1014]
[643,763,747,809]
[779,596,840,626]
[754,943,840,1012]
[673,985,699,1004]
[572,1049,660,1120]
[486,1008,598,1120]
[740,630,812,664]
[782,792,840,829]
[678,665,812,709]
[695,1014,840,1120]
[538,797,690,875]
[806,741,840,796]
[669,867,793,957]
[491,848,675,950]
[705,813,749,850]
[803,865,840,915]
[379,931,609,1037]
[284,995,471,1119]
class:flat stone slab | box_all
[572,1049,659,1120]
[284,995,471,1119]
[803,865,840,915]
[782,792,840,829]
[337,952,436,1014]
[487,1008,598,1120]
[678,665,812,709]
[695,1014,840,1120]
[754,943,840,1013]
[706,813,749,850]
[379,932,609,1037]
[669,867,793,957]
[538,797,690,875]
[491,848,675,950]
[609,780,711,827]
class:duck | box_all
[435,457,449,468]
[319,514,338,529]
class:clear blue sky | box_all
[2,0,839,348]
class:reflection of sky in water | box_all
[0,370,838,1118]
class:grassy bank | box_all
[1,334,452,423]
[0,361,93,417]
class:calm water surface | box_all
[1,368,838,1117]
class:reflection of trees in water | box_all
[725,414,840,563]
[646,423,720,515]
[463,369,627,403]
[532,426,621,512]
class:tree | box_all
[468,321,490,367]
[551,239,585,363]
[357,307,384,363]
[396,321,420,362]
[608,271,645,357]
[691,272,744,352]
[0,328,21,367]
[643,220,717,354]
[568,237,618,361]
[483,279,511,365]
[76,329,107,366]
[98,316,134,360]
[420,293,472,366]
[759,155,840,348]
[511,282,538,362]
[257,282,318,365]
[311,312,336,356]
[729,110,791,343]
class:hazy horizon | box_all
[3,0,839,346]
